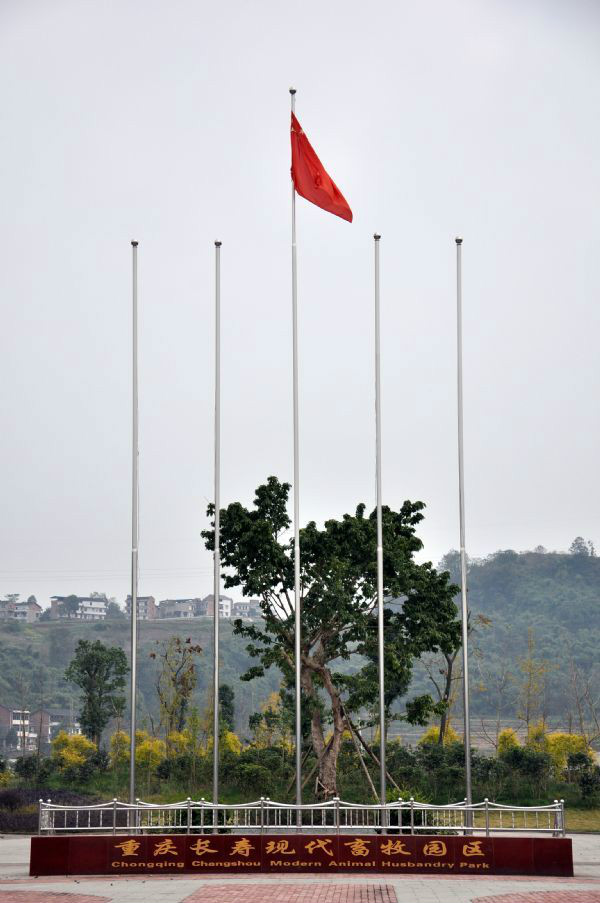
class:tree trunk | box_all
[301,660,347,799]
[437,652,455,745]
[314,665,346,799]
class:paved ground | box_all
[0,834,599,902]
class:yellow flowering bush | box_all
[418,724,460,747]
[498,728,520,758]
[206,730,242,756]
[166,731,189,757]
[51,731,96,771]
[109,730,130,768]
[546,732,591,773]
[135,737,165,773]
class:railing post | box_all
[38,799,42,835]
[187,797,191,835]
[410,797,414,835]
[334,796,340,835]
[200,798,205,834]
[260,797,265,836]
[484,798,489,837]
[112,798,117,835]
[555,799,565,837]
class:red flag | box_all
[290,113,353,223]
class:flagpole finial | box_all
[131,240,138,247]
[215,240,222,247]
[289,87,296,95]
[374,233,381,241]
[455,236,463,245]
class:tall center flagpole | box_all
[374,234,387,823]
[290,86,302,821]
[129,239,139,805]
[455,236,473,817]
[213,240,222,811]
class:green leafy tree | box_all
[106,601,125,620]
[202,476,460,798]
[63,595,81,618]
[570,536,590,556]
[64,640,129,745]
[219,684,235,732]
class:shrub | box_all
[109,730,130,768]
[0,789,22,811]
[166,731,189,757]
[229,762,271,794]
[52,732,96,772]
[136,736,166,790]
[579,766,600,800]
[526,722,549,754]
[502,745,551,784]
[13,757,39,782]
[76,749,109,782]
[13,756,55,784]
[498,728,520,758]
[206,731,243,757]
[418,725,460,747]
[546,732,591,775]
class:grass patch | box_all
[565,808,600,832]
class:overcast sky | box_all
[1,0,599,607]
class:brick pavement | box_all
[181,884,397,902]
[1,883,600,903]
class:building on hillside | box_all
[48,709,82,737]
[232,599,262,620]
[125,595,157,620]
[157,598,199,619]
[156,595,240,619]
[0,597,42,622]
[201,594,233,618]
[50,595,108,621]
[0,706,38,751]
[29,709,52,747]
[78,597,108,620]
[193,597,210,617]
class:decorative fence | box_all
[38,797,565,837]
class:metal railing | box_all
[38,796,565,837]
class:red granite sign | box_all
[30,833,573,877]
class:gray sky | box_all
[2,0,600,607]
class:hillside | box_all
[0,617,280,738]
[409,546,600,727]
[1,546,599,740]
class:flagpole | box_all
[213,240,222,814]
[455,236,473,818]
[373,234,386,823]
[290,86,302,823]
[129,239,139,805]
